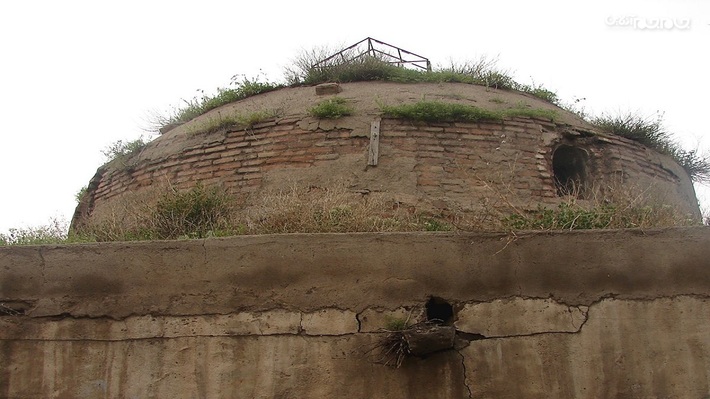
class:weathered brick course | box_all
[79,111,699,226]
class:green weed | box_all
[156,75,283,132]
[385,317,412,331]
[151,184,236,239]
[379,100,555,123]
[285,50,559,104]
[308,97,354,119]
[102,138,148,163]
[592,112,710,182]
[422,218,452,231]
[75,186,88,203]
[503,199,696,231]
[192,109,281,135]
[73,184,240,241]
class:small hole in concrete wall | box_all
[426,297,454,325]
[553,145,589,197]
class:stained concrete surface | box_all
[1,228,709,398]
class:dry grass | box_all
[187,109,282,136]
[494,177,697,230]
[242,184,444,234]
[67,173,701,243]
[73,182,242,241]
[72,182,451,242]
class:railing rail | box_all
[312,37,431,72]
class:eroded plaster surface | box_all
[1,228,709,398]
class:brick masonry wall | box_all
[76,114,700,226]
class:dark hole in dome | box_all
[426,296,454,325]
[553,145,589,197]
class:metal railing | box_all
[311,37,431,72]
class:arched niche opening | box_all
[553,145,589,197]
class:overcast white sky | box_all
[0,0,708,233]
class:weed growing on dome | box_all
[591,112,710,182]
[189,109,282,135]
[154,75,283,132]
[147,43,705,185]
[308,97,354,119]
[379,100,556,123]
[75,186,88,203]
[102,138,148,163]
[285,49,559,102]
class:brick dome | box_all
[72,82,700,232]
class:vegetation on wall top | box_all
[102,138,148,164]
[379,100,556,123]
[154,54,559,134]
[3,177,703,246]
[284,50,559,103]
[144,47,707,183]
[308,97,354,119]
[135,43,708,184]
[591,113,710,182]
[153,75,283,131]
[4,44,707,245]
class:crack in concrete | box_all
[454,293,710,310]
[19,293,710,326]
[14,294,710,323]
[34,312,127,322]
[355,311,362,333]
[382,277,418,284]
[568,305,589,332]
[455,348,473,399]
[459,303,591,341]
[514,252,522,296]
[1,332,310,343]
[37,247,47,286]
[8,294,707,347]
[575,306,590,333]
[200,239,208,266]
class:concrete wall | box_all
[1,228,709,398]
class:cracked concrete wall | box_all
[1,228,709,398]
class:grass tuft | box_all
[154,75,283,132]
[5,174,702,246]
[308,97,354,119]
[243,185,431,234]
[494,175,699,231]
[191,110,281,135]
[68,183,453,242]
[385,317,412,331]
[74,184,241,241]
[592,113,710,182]
[379,100,556,123]
[285,51,559,104]
[151,184,237,239]
[102,138,148,163]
